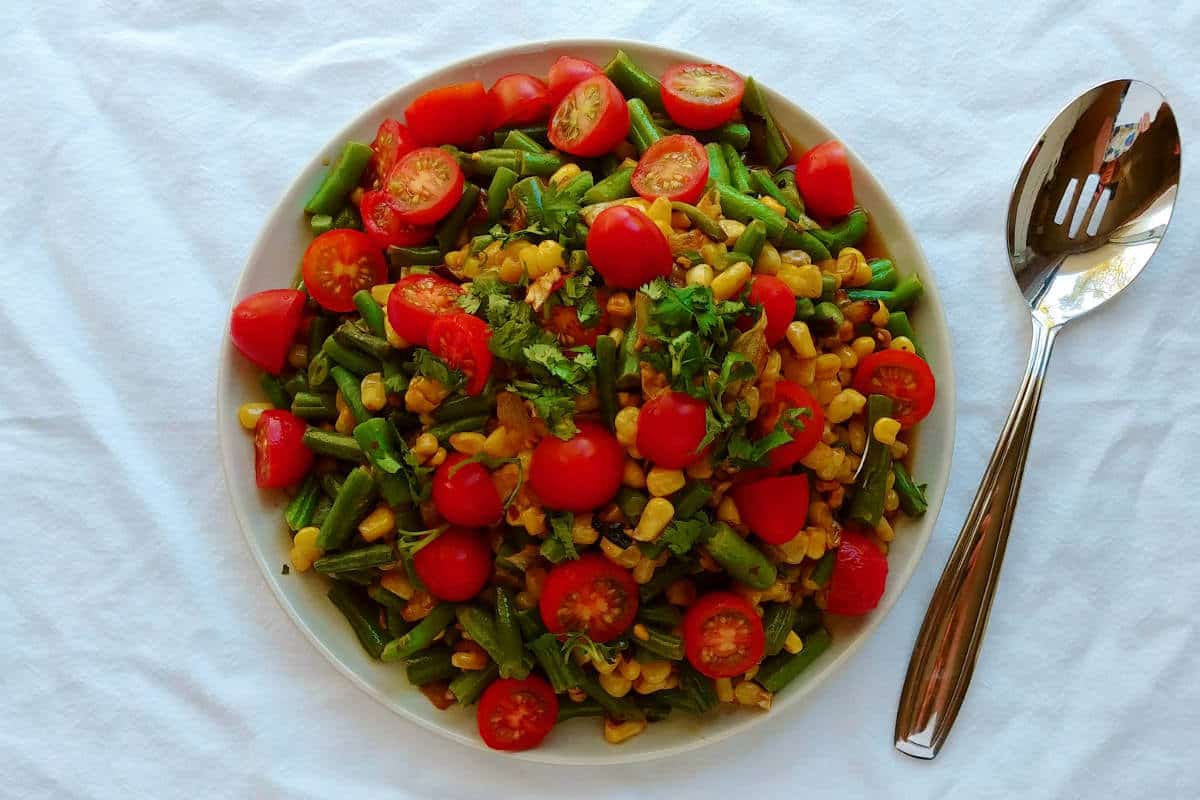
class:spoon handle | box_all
[895,317,1059,759]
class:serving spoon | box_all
[894,80,1181,759]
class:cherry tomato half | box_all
[301,229,388,313]
[539,554,639,643]
[682,591,765,679]
[230,289,306,374]
[404,81,490,147]
[548,75,630,157]
[427,313,493,397]
[731,475,810,545]
[385,274,465,347]
[852,350,936,427]
[795,140,855,220]
[488,73,552,129]
[660,63,746,131]
[825,530,889,616]
[529,421,624,511]
[254,410,312,489]
[543,300,610,348]
[383,147,465,226]
[636,391,708,469]
[586,206,673,290]
[412,526,493,602]
[433,452,503,528]
[632,134,709,204]
[754,381,825,472]
[477,675,559,751]
[365,118,417,188]
[360,190,435,250]
[744,275,795,346]
[547,56,602,104]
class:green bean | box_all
[450,663,499,706]
[492,125,549,148]
[794,600,823,635]
[306,313,333,376]
[740,77,790,169]
[847,274,924,310]
[637,604,682,629]
[456,606,507,665]
[529,633,584,693]
[557,699,605,722]
[332,204,362,231]
[762,603,797,657]
[405,648,456,686]
[290,391,336,420]
[351,291,387,338]
[706,121,751,150]
[330,365,371,424]
[603,49,663,112]
[501,129,545,154]
[516,607,544,641]
[293,358,322,395]
[367,584,408,613]
[485,165,520,224]
[733,218,767,262]
[705,142,730,186]
[662,664,717,714]
[427,414,488,443]
[258,374,289,409]
[311,495,333,527]
[596,334,618,431]
[494,587,529,680]
[560,171,595,204]
[757,627,832,692]
[583,166,635,204]
[638,557,694,603]
[352,417,405,474]
[627,98,662,155]
[387,245,442,267]
[794,297,816,321]
[864,258,897,291]
[579,672,644,721]
[462,149,563,178]
[750,168,803,222]
[375,472,412,510]
[778,225,832,262]
[316,466,378,550]
[381,603,457,662]
[333,322,391,361]
[284,473,321,532]
[432,389,495,423]
[773,169,805,214]
[670,201,724,240]
[722,143,752,192]
[314,542,396,574]
[302,428,364,462]
[310,213,334,236]
[305,141,373,215]
[615,487,649,524]
[615,320,642,390]
[672,481,713,520]
[821,274,838,302]
[327,582,390,659]
[322,337,377,377]
[330,569,374,586]
[847,394,896,529]
[810,548,836,588]
[893,462,929,517]
[702,523,777,590]
[811,301,844,333]
[436,183,481,253]
[320,473,345,499]
[886,310,924,357]
[381,355,409,396]
[714,182,790,239]
[812,209,868,254]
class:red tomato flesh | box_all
[755,381,825,472]
[301,229,388,313]
[366,118,417,188]
[586,205,673,290]
[412,526,492,602]
[825,530,889,616]
[852,350,936,428]
[548,75,629,157]
[544,300,610,348]
[360,190,434,250]
[404,81,490,147]
[385,274,465,347]
[539,554,639,643]
[683,592,765,678]
[660,63,746,131]
[427,313,493,397]
[477,676,559,751]
[432,452,503,528]
[230,289,306,374]
[636,391,708,469]
[488,73,552,128]
[632,134,709,204]
[254,410,312,489]
[795,140,855,220]
[548,56,602,104]
[731,475,810,545]
[745,275,796,346]
[383,147,464,226]
[529,421,624,511]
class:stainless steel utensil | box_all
[895,80,1181,759]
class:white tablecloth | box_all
[3,1,1198,796]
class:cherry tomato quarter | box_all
[852,350,936,427]
[404,81,490,147]
[824,530,888,616]
[632,134,709,204]
[359,190,434,249]
[488,73,553,128]
[432,452,503,528]
[253,410,312,489]
[230,289,306,374]
[660,63,746,130]
[477,675,559,751]
[412,526,493,602]
[754,381,825,471]
[744,276,796,346]
[682,591,765,678]
[366,118,417,187]
[385,274,465,347]
[547,56,602,104]
[586,205,673,290]
[539,554,639,643]
[636,391,708,469]
[383,147,464,226]
[731,475,811,545]
[427,313,493,397]
[529,421,624,511]
[795,140,855,220]
[548,75,629,157]
[300,229,388,313]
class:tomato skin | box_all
[383,147,465,226]
[586,206,673,290]
[359,190,435,249]
[301,229,389,313]
[404,81,490,147]
[547,56,602,104]
[385,274,465,347]
[795,140,855,219]
[432,452,503,528]
[731,475,811,545]
[636,391,708,469]
[852,350,936,428]
[366,118,417,187]
[488,73,553,128]
[660,63,746,130]
[755,381,825,471]
[529,421,624,511]
[543,299,610,348]
[253,410,313,489]
[539,554,639,643]
[548,75,630,157]
[477,675,559,751]
[230,289,307,374]
[412,526,493,602]
[745,276,795,346]
[427,313,493,397]
[825,530,889,616]
[682,592,765,679]
[632,134,709,204]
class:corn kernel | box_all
[884,489,900,513]
[633,623,650,641]
[604,717,647,744]
[518,506,546,536]
[591,653,619,675]
[712,261,752,301]
[814,378,842,406]
[287,343,308,370]
[718,218,746,244]
[716,496,741,526]
[614,406,639,448]
[600,536,642,568]
[481,426,517,459]
[815,354,842,380]
[358,504,396,542]
[754,241,781,275]
[632,557,657,584]
[826,388,867,424]
[848,419,867,454]
[405,376,449,414]
[806,530,826,560]
[780,249,813,267]
[384,316,409,349]
[801,442,845,481]
[871,301,891,328]
[289,527,323,572]
[606,292,633,320]
[685,458,714,480]
[360,372,387,412]
[873,416,901,445]
[715,677,735,703]
[777,262,824,298]
[777,531,809,564]
[700,241,728,268]
[334,405,355,434]
[891,440,909,460]
[834,247,869,287]
[763,580,791,602]
[646,467,686,498]
[877,516,895,542]
[238,402,273,430]
[851,336,876,361]
[686,263,714,287]
[784,631,804,654]
[429,447,447,466]
[622,459,646,489]
[760,195,787,216]
[370,283,394,305]
[571,515,599,545]
[890,335,916,353]
[452,643,488,671]
[380,570,414,599]
[734,681,772,710]
[633,498,674,541]
[647,197,673,238]
[640,660,672,684]
[448,431,487,456]
[599,670,632,697]
[618,658,642,681]
[783,354,817,386]
[784,321,817,359]
[666,579,696,606]
[549,162,581,188]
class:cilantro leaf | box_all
[724,406,811,469]
[540,512,579,563]
[511,382,579,439]
[560,267,601,326]
[411,349,465,393]
[523,343,595,393]
[658,517,709,556]
[391,434,433,504]
[516,177,581,238]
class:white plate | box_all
[217,38,956,764]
